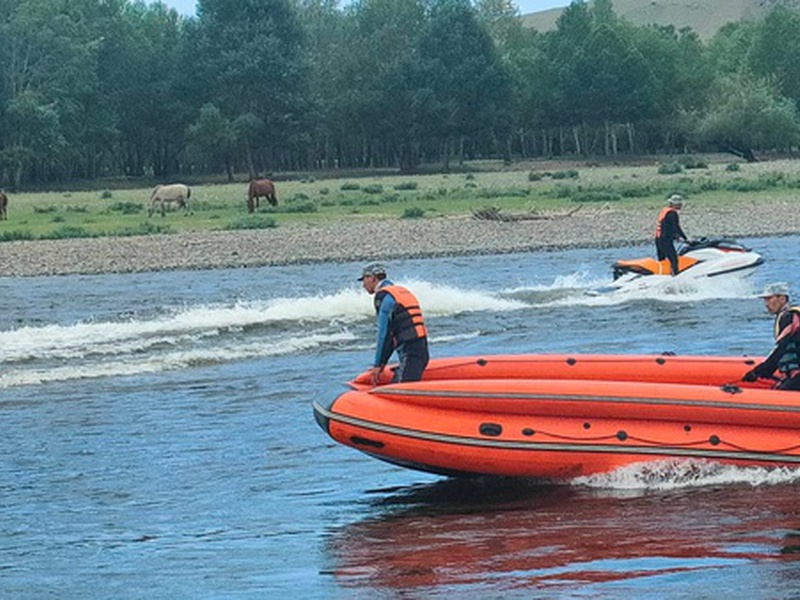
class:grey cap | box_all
[358,262,386,281]
[760,282,790,297]
[667,194,684,207]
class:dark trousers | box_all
[777,373,800,391]
[393,337,429,383]
[655,238,679,275]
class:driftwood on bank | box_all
[472,204,586,222]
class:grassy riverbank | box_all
[2,156,800,242]
[0,155,798,277]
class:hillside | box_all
[521,0,800,40]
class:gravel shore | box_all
[0,197,798,278]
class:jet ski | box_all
[594,237,763,294]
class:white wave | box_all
[403,280,527,315]
[552,273,757,307]
[0,330,356,389]
[571,458,800,491]
[503,269,608,295]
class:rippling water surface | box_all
[2,236,799,598]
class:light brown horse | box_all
[247,179,277,213]
[0,190,7,221]
[148,183,192,217]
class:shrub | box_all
[401,207,425,218]
[380,193,401,203]
[224,216,277,230]
[679,155,708,169]
[0,230,35,242]
[528,172,544,181]
[725,163,741,172]
[100,190,113,199]
[363,184,384,194]
[658,162,683,175]
[115,222,174,236]
[340,182,360,191]
[107,201,144,215]
[48,226,93,239]
[33,206,57,213]
[393,181,418,191]
[551,169,579,180]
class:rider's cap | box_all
[667,194,684,207]
[358,262,387,281]
[760,282,790,297]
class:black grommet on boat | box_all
[477,358,488,366]
[684,425,692,432]
[709,435,720,446]
[744,359,755,365]
[480,422,503,437]
[656,357,666,365]
[522,428,535,436]
[583,422,591,430]
[566,357,576,366]
[617,430,628,441]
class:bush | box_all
[725,163,741,172]
[107,201,144,215]
[340,182,360,191]
[363,184,384,194]
[679,155,708,169]
[0,230,35,242]
[100,190,113,199]
[48,226,94,239]
[393,181,418,191]
[551,169,579,180]
[380,193,401,203]
[224,216,277,230]
[528,172,544,181]
[658,162,683,175]
[401,207,425,218]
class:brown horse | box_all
[247,179,277,213]
[0,190,7,221]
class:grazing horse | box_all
[0,190,7,221]
[148,183,192,217]
[247,179,278,213]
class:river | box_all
[1,235,799,598]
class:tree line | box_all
[1,0,799,188]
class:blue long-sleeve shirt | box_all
[373,279,396,367]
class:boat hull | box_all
[314,354,798,479]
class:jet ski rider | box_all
[743,282,800,391]
[359,262,430,386]
[655,194,689,276]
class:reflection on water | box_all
[325,476,800,596]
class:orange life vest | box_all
[655,207,678,238]
[377,284,428,342]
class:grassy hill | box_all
[521,0,800,40]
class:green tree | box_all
[193,0,311,173]
[697,75,800,161]
[187,103,238,181]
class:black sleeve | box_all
[756,313,794,376]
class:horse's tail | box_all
[186,186,191,199]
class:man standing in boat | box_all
[743,282,800,390]
[655,194,689,276]
[359,262,429,386]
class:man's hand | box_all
[369,365,385,386]
[742,369,759,383]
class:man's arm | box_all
[373,294,396,367]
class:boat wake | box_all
[572,458,800,491]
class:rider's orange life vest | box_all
[655,207,679,238]
[376,284,428,342]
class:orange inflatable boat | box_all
[313,354,800,480]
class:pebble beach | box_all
[0,195,798,278]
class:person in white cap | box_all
[358,262,429,386]
[743,282,800,390]
[654,194,689,275]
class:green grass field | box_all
[2,157,799,242]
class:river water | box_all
[2,235,799,598]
